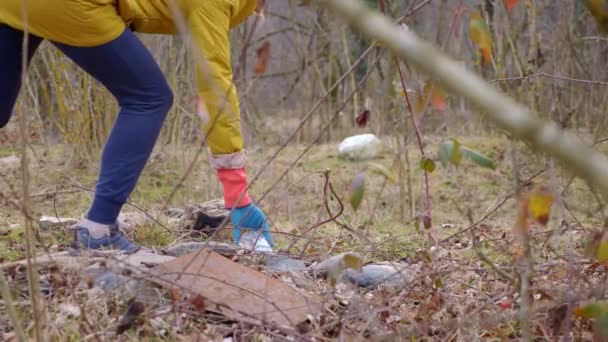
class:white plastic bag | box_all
[338,134,382,160]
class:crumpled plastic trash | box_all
[338,133,382,160]
[238,230,273,253]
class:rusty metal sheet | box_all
[151,249,321,328]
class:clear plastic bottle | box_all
[238,230,273,253]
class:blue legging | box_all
[0,25,173,224]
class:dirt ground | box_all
[1,132,606,340]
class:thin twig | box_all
[0,270,26,341]
[439,168,546,244]
[490,72,608,86]
[466,209,514,282]
[395,59,435,245]
[19,1,44,339]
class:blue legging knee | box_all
[0,25,173,224]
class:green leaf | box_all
[460,146,496,170]
[599,312,608,337]
[419,157,436,173]
[433,277,444,289]
[326,252,363,289]
[438,139,462,167]
[597,240,608,263]
[349,173,366,211]
[438,140,496,170]
[368,162,397,182]
[576,302,608,319]
[451,139,462,166]
[438,141,452,167]
[343,253,363,271]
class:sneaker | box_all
[70,224,140,255]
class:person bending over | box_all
[0,0,273,253]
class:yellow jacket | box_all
[0,0,256,168]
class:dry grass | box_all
[1,129,606,339]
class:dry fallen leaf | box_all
[421,214,432,230]
[586,0,608,34]
[116,299,145,335]
[355,109,370,127]
[255,41,271,75]
[169,288,181,303]
[190,295,206,313]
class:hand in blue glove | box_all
[230,204,274,247]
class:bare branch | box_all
[317,0,608,201]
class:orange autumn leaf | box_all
[573,302,608,318]
[573,306,585,318]
[414,81,447,112]
[255,41,271,75]
[169,288,181,303]
[430,85,447,110]
[504,0,519,12]
[480,47,491,64]
[469,11,493,65]
[413,86,428,114]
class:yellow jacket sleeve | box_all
[187,2,246,169]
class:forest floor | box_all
[0,132,605,340]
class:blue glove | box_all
[230,204,274,247]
